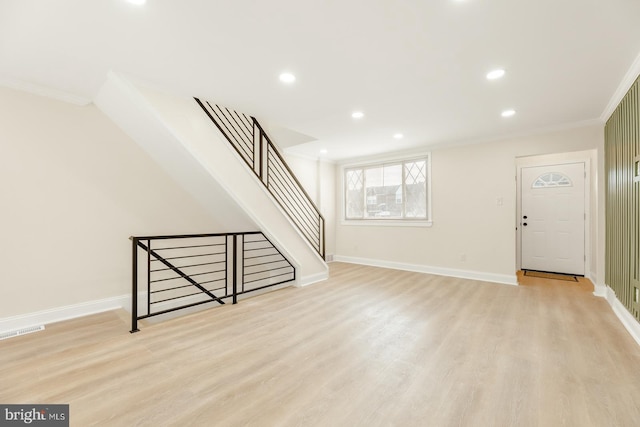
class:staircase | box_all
[195,99,325,259]
[95,72,329,325]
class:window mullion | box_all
[402,161,407,219]
[361,168,366,219]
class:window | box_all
[344,156,431,223]
[532,172,572,188]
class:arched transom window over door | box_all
[531,172,572,188]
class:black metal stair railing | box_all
[194,98,325,259]
[130,231,295,332]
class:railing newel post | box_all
[232,234,238,304]
[147,239,151,317]
[130,237,140,333]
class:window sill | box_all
[340,219,433,228]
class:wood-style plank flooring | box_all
[2,262,640,426]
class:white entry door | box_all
[521,163,585,275]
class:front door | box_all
[521,163,585,275]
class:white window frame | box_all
[340,152,432,227]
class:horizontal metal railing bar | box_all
[243,246,277,252]
[192,278,227,287]
[243,238,269,244]
[150,252,225,261]
[243,259,290,269]
[150,283,197,294]
[243,253,281,261]
[151,260,224,273]
[149,278,226,294]
[244,266,294,277]
[243,235,270,242]
[244,245,280,252]
[243,248,286,259]
[240,278,295,294]
[243,272,295,285]
[152,243,226,251]
[150,287,227,305]
[131,231,261,241]
[150,268,226,283]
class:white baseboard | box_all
[333,255,518,286]
[1,279,302,335]
[605,287,640,347]
[295,270,329,287]
[593,284,608,298]
[589,272,607,297]
[0,295,128,335]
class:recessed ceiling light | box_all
[279,72,296,84]
[127,0,146,5]
[351,111,364,119]
[393,133,404,139]
[319,149,328,154]
[486,69,505,80]
[501,109,516,117]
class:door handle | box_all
[523,215,528,219]
[523,222,528,226]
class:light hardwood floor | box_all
[2,263,640,426]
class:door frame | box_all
[516,151,592,276]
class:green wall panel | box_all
[605,76,640,322]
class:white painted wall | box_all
[334,124,604,284]
[320,160,337,259]
[0,87,230,320]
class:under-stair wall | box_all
[95,72,328,286]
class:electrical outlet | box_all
[460,253,466,262]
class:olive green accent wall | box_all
[605,76,640,322]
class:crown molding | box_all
[601,51,640,122]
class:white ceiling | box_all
[2,0,640,161]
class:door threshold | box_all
[522,270,580,282]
